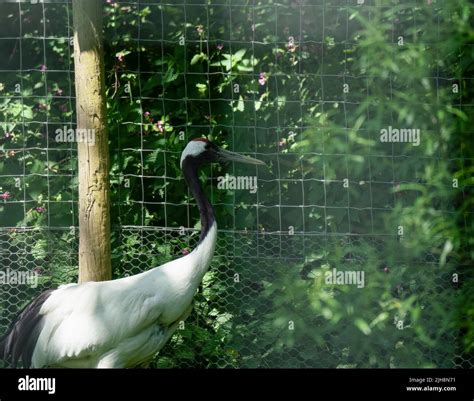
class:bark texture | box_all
[72,0,111,283]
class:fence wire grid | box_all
[0,0,472,368]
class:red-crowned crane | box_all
[0,138,265,368]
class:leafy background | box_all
[0,0,472,368]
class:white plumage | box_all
[0,138,264,368]
[32,223,216,368]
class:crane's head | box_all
[180,138,266,168]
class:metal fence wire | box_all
[0,0,471,368]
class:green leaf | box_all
[190,53,207,66]
[163,67,179,84]
[236,96,244,112]
[31,239,48,260]
[370,312,389,328]
[210,58,232,71]
[233,49,246,62]
[115,50,131,58]
[354,318,372,335]
[196,83,207,95]
[190,53,201,65]
[22,107,34,120]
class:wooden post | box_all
[72,0,111,283]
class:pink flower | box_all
[5,132,12,139]
[0,192,11,200]
[35,206,46,213]
[40,64,47,72]
[182,248,190,256]
[156,120,164,133]
[117,55,124,62]
[216,43,224,51]
[383,267,390,273]
[55,88,63,96]
[196,25,204,35]
[286,39,296,53]
[258,72,267,86]
[144,111,151,118]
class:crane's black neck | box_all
[182,157,215,244]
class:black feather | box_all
[0,289,54,368]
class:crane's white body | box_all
[31,223,217,368]
[0,138,264,368]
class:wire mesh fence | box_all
[0,0,471,368]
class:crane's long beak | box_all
[217,148,266,166]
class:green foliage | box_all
[0,0,472,367]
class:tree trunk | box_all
[72,0,111,283]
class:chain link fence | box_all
[0,0,471,368]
